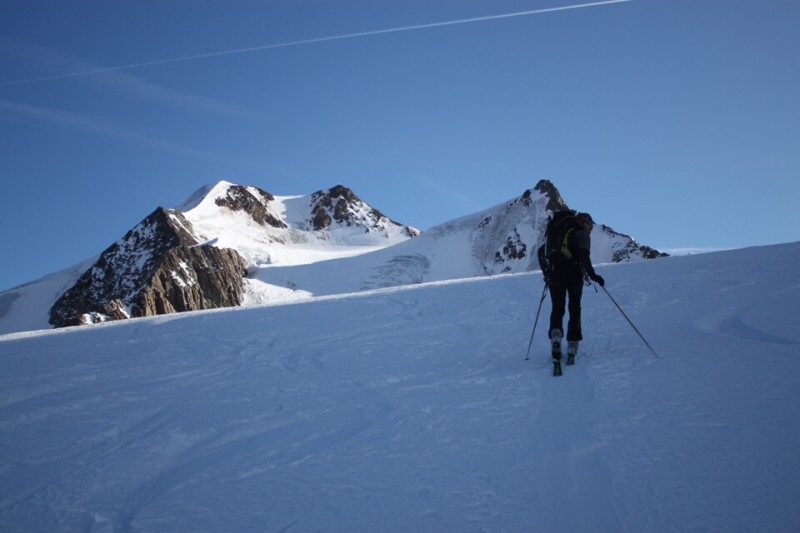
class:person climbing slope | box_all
[537,211,604,376]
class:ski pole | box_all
[600,285,659,358]
[525,283,549,361]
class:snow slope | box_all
[0,257,97,334]
[2,242,799,532]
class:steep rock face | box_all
[134,245,247,316]
[49,207,247,327]
[214,184,286,229]
[310,185,420,237]
[532,179,569,212]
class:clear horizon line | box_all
[0,0,632,87]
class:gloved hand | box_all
[590,273,605,287]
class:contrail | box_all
[0,0,631,87]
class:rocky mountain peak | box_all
[310,185,372,230]
[310,185,419,237]
[473,181,667,276]
[213,184,287,229]
[49,206,247,327]
[532,179,569,212]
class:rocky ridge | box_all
[49,208,248,327]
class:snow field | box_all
[1,242,799,532]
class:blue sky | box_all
[1,0,798,291]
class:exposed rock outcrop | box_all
[133,244,247,316]
[214,184,286,229]
[310,185,420,237]
[49,207,247,327]
[532,179,569,212]
[600,224,669,262]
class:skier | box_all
[544,212,604,375]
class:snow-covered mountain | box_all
[246,180,665,300]
[11,182,420,332]
[0,179,663,334]
[1,242,798,532]
[177,181,420,268]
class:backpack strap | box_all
[559,228,575,260]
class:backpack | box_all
[537,210,578,277]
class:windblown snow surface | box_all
[1,242,799,532]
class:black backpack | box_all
[537,210,578,276]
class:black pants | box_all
[548,266,584,342]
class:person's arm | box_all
[573,230,604,286]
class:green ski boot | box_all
[567,341,578,365]
[550,329,563,377]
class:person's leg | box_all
[566,280,584,343]
[548,281,567,344]
[549,280,566,376]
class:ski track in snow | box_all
[1,243,800,531]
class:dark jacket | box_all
[537,221,602,285]
[569,227,598,279]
